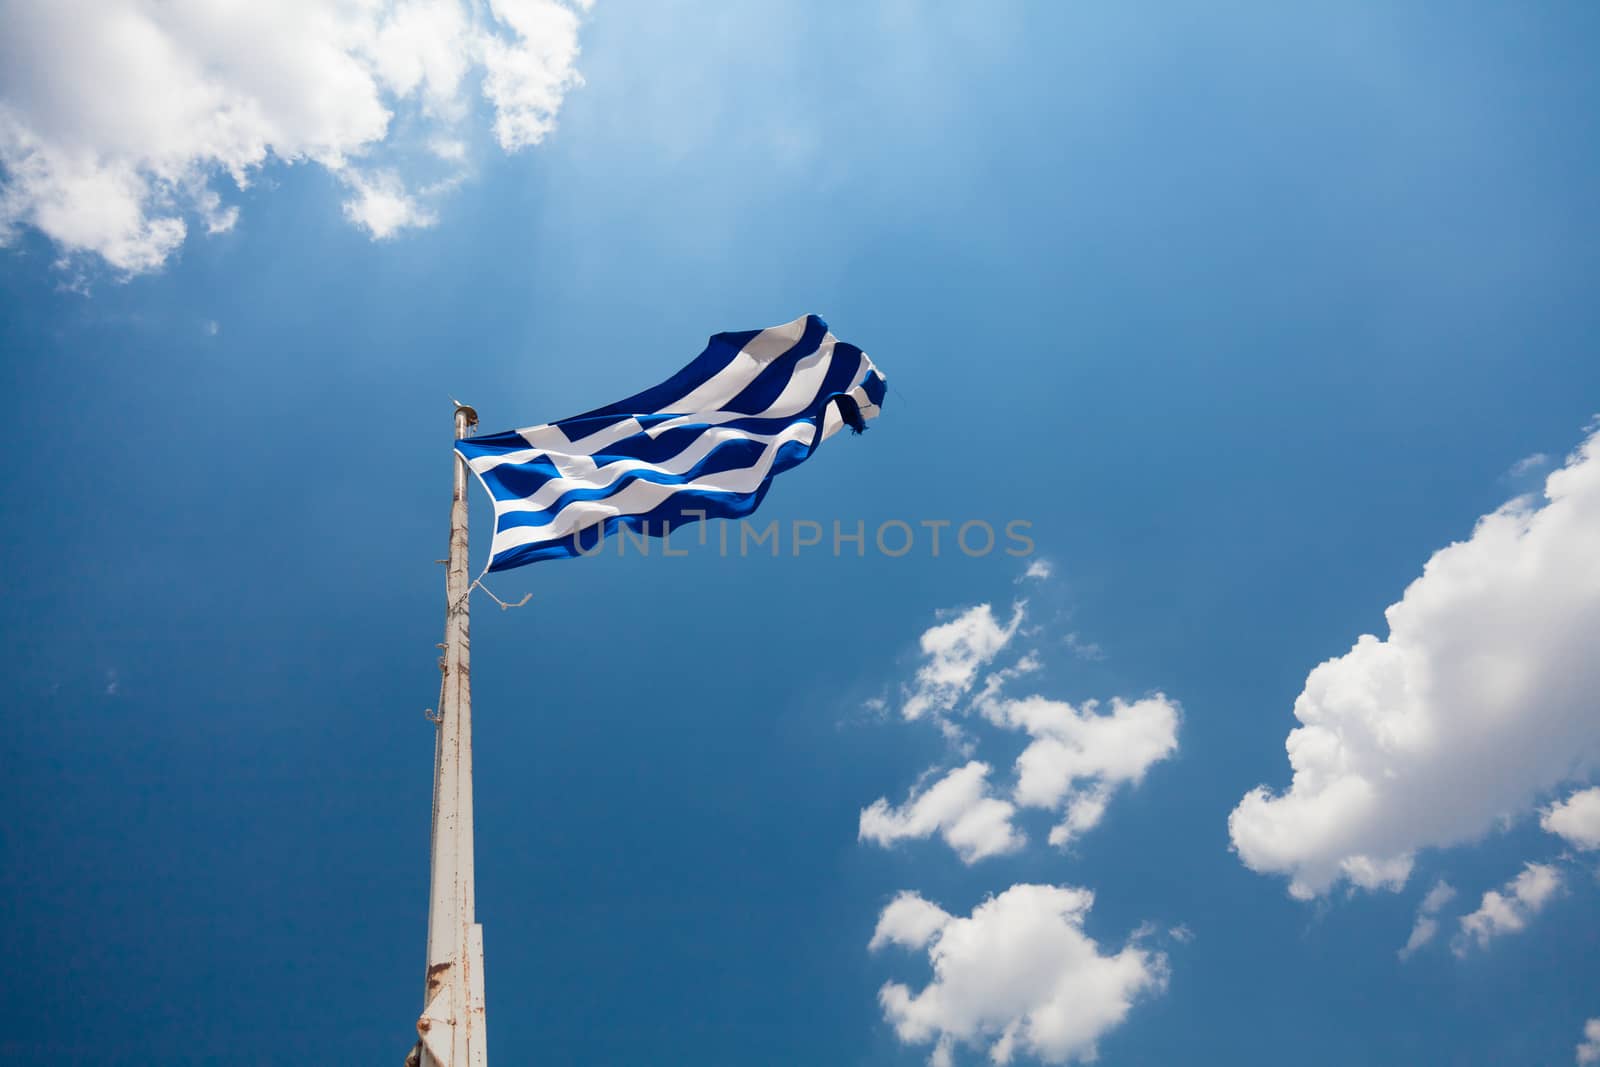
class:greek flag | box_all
[457,315,887,571]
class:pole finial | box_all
[452,400,478,438]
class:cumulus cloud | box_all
[983,694,1180,848]
[902,603,1023,722]
[871,891,961,953]
[862,593,1181,1061]
[1397,879,1456,960]
[0,0,589,274]
[1453,863,1563,955]
[863,690,1180,861]
[879,597,1179,858]
[860,762,1025,865]
[1578,1017,1600,1066]
[1229,429,1600,898]
[1543,787,1600,851]
[340,167,437,238]
[871,885,1166,1067]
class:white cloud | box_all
[1578,1017,1600,1066]
[480,0,586,150]
[340,167,436,238]
[1399,917,1439,960]
[1062,631,1106,662]
[969,652,1042,712]
[1508,452,1550,478]
[983,694,1180,848]
[1453,863,1563,955]
[1419,879,1458,914]
[872,885,1167,1066]
[871,891,958,952]
[429,136,469,161]
[1397,879,1455,960]
[883,596,1179,853]
[1229,429,1600,898]
[902,603,1023,722]
[0,0,589,274]
[1543,787,1600,851]
[1020,559,1053,582]
[1048,786,1112,848]
[865,690,1180,859]
[860,762,1024,865]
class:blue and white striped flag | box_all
[457,314,887,571]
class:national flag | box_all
[456,314,887,571]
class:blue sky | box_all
[3,2,1600,1064]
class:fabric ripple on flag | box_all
[456,314,887,572]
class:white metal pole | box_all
[412,403,488,1067]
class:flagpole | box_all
[411,403,488,1067]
